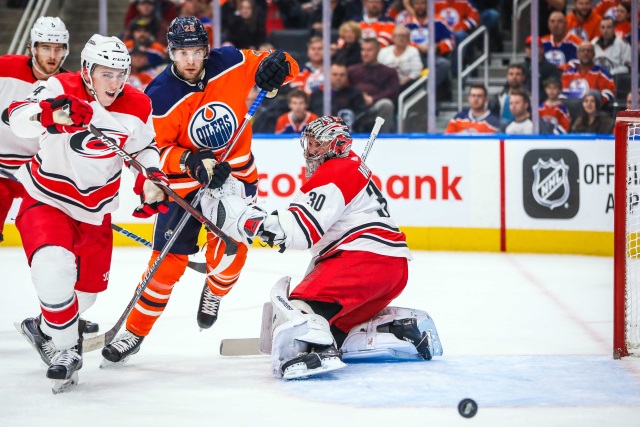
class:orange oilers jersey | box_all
[444,109,500,134]
[145,47,299,198]
[360,20,396,47]
[275,111,318,134]
[539,102,571,134]
[566,9,603,41]
[561,64,616,103]
[435,0,480,32]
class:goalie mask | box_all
[300,116,352,178]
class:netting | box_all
[625,121,640,354]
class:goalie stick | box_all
[219,116,386,357]
[84,89,270,353]
[0,169,208,274]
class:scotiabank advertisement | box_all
[5,135,616,254]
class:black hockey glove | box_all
[182,149,216,185]
[208,161,232,189]
[255,50,290,92]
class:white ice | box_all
[1,246,639,427]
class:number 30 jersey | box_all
[277,152,412,262]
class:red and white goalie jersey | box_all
[278,151,412,262]
[8,73,160,225]
[0,55,50,172]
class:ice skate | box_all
[197,284,221,330]
[100,330,144,368]
[281,345,346,380]
[47,345,82,394]
[14,317,57,365]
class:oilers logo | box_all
[410,27,428,45]
[189,102,237,149]
[440,8,460,28]
[69,128,129,159]
[544,49,567,67]
[568,78,589,98]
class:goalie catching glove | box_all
[255,50,290,92]
[181,148,232,188]
[39,94,93,134]
[132,168,170,218]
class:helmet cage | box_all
[300,116,352,177]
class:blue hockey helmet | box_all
[167,16,209,50]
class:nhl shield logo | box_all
[532,158,570,210]
[523,149,579,219]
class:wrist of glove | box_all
[256,212,287,252]
[182,149,218,185]
[132,167,170,218]
[39,94,93,134]
[255,49,290,92]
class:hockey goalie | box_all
[201,116,442,379]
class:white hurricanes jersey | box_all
[0,55,45,172]
[278,152,413,261]
[9,72,160,225]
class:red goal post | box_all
[614,110,640,358]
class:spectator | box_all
[539,78,571,133]
[542,11,583,69]
[178,0,214,48]
[488,63,528,126]
[445,84,500,134]
[128,45,157,91]
[275,90,319,134]
[592,16,632,75]
[627,90,640,110]
[594,0,620,19]
[123,0,176,47]
[434,0,480,74]
[615,2,632,40]
[503,90,557,134]
[348,38,399,133]
[566,0,603,41]
[290,36,325,96]
[332,21,363,67]
[355,0,396,47]
[570,90,615,133]
[377,25,423,89]
[561,41,616,103]
[309,63,367,129]
[223,0,266,49]
[124,17,167,68]
[538,0,567,37]
[524,35,563,101]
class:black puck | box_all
[458,398,478,418]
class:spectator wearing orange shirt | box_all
[128,45,157,91]
[561,41,616,103]
[566,0,603,41]
[124,18,167,68]
[355,0,396,47]
[290,36,325,96]
[615,2,632,39]
[539,78,571,133]
[445,85,500,134]
[275,90,319,134]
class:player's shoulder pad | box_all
[109,83,152,123]
[0,55,34,81]
[204,46,245,79]
[144,65,189,117]
[50,72,86,98]
[301,152,370,204]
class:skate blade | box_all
[51,372,78,394]
[99,355,131,369]
[282,357,347,380]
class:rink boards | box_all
[3,134,614,255]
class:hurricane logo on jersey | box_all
[69,128,129,159]
[189,102,237,149]
[440,8,460,28]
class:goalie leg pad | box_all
[269,277,341,377]
[340,306,443,363]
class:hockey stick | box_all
[111,224,207,274]
[219,116,385,357]
[83,90,269,353]
[1,168,207,273]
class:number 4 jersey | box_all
[278,151,413,262]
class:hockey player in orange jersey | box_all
[101,16,299,365]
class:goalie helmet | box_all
[81,34,131,100]
[167,16,209,52]
[30,16,69,49]
[300,116,352,178]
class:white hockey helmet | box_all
[30,16,69,48]
[81,34,131,100]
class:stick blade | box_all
[219,338,261,356]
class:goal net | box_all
[614,110,640,358]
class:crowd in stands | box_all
[117,0,638,135]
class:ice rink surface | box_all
[1,246,639,427]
